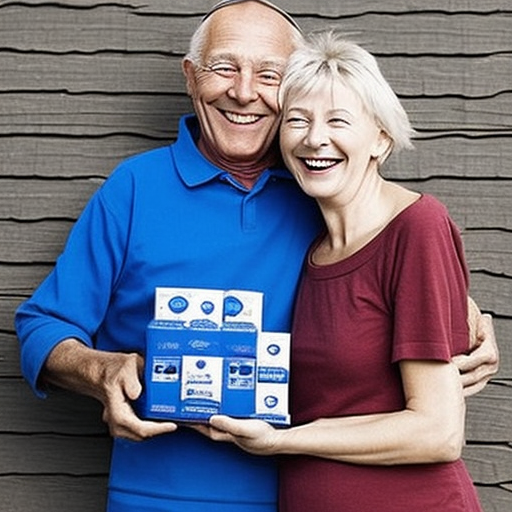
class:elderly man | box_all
[15,1,498,511]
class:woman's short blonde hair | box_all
[279,31,415,157]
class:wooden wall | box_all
[0,1,510,510]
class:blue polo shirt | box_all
[16,115,322,511]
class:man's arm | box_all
[452,300,499,397]
[42,339,177,441]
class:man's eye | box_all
[258,70,282,85]
[208,63,237,76]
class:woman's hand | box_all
[192,415,282,456]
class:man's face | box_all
[183,3,298,167]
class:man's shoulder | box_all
[96,145,175,205]
[119,145,173,172]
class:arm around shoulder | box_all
[452,297,499,396]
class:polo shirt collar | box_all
[173,114,294,188]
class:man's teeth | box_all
[304,159,338,169]
[225,112,260,124]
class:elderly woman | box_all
[202,31,484,512]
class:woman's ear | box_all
[371,131,393,164]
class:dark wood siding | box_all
[1,1,510,510]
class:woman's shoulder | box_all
[393,193,451,230]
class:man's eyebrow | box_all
[203,53,237,66]
[206,54,286,70]
[258,59,287,70]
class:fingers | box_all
[122,355,144,401]
[452,350,498,398]
[467,297,481,349]
[209,415,266,438]
[476,313,496,343]
[190,421,235,443]
[460,380,487,398]
[451,312,499,397]
[209,415,238,433]
[101,353,177,441]
[103,395,177,441]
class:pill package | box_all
[138,287,290,425]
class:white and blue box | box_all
[139,287,290,425]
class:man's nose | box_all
[228,70,259,104]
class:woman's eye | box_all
[330,117,349,125]
[286,117,308,128]
[330,117,350,126]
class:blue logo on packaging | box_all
[267,344,280,356]
[196,359,207,370]
[169,296,188,313]
[201,301,215,315]
[224,296,244,317]
[264,396,279,409]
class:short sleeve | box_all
[390,196,470,363]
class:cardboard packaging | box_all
[139,287,290,425]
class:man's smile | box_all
[224,111,263,125]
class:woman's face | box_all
[280,79,389,204]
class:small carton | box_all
[255,332,290,424]
[139,287,290,425]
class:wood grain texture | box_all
[0,1,510,511]
[0,475,108,512]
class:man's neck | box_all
[197,137,279,190]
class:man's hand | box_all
[42,339,177,441]
[97,351,178,441]
[452,312,499,397]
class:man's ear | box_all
[182,59,196,97]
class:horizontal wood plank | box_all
[2,135,511,180]
[464,444,512,485]
[0,475,107,512]
[465,384,512,442]
[0,135,168,179]
[0,433,110,474]
[0,220,73,263]
[0,264,511,318]
[388,137,512,180]
[0,264,52,295]
[0,332,22,377]
[397,179,512,231]
[1,53,510,97]
[2,220,511,277]
[0,380,107,435]
[2,0,511,15]
[468,273,512,318]
[1,93,510,139]
[0,5,510,56]
[474,485,512,512]
[0,178,103,221]
[490,319,512,381]
[0,93,189,139]
[2,177,510,228]
[463,230,512,276]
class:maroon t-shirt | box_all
[280,195,482,512]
